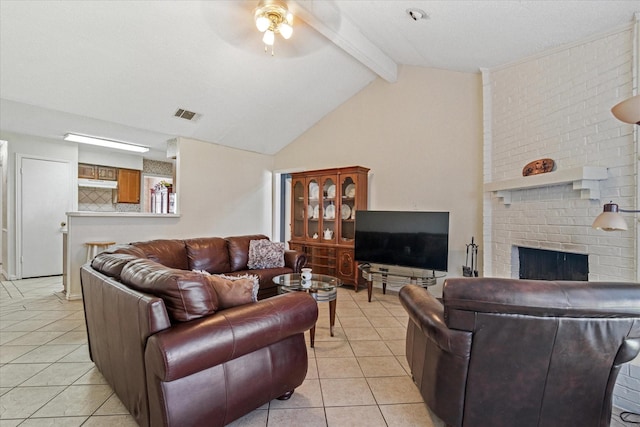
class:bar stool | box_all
[85,241,116,262]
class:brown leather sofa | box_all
[399,278,640,427]
[81,235,317,427]
[110,234,306,299]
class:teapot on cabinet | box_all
[323,228,334,240]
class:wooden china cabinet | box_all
[288,166,369,291]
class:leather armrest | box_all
[284,250,306,272]
[399,285,471,357]
[145,291,318,382]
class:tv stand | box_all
[359,263,446,302]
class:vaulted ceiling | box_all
[0,1,637,158]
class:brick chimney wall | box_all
[483,23,636,281]
[482,20,639,413]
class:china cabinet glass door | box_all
[292,178,305,239]
[307,178,320,240]
[321,176,336,243]
[339,175,357,244]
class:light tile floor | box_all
[0,276,635,426]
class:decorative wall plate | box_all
[324,204,335,219]
[309,182,319,199]
[522,158,555,176]
[345,183,356,198]
[341,204,351,220]
[327,184,336,198]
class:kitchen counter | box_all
[64,211,182,300]
[67,211,180,218]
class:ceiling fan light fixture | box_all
[255,15,271,32]
[254,0,293,54]
[263,29,275,46]
[279,22,293,39]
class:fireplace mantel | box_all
[484,166,608,205]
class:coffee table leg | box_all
[309,325,315,348]
[329,299,336,337]
[382,273,387,295]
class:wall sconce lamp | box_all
[592,96,640,231]
[611,94,640,125]
[592,202,639,231]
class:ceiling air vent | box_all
[174,108,200,121]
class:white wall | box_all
[484,22,637,282]
[0,131,78,279]
[78,146,143,170]
[275,65,483,295]
[175,137,274,237]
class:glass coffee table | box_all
[273,273,339,348]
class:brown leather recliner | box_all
[399,278,640,427]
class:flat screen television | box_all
[355,210,449,272]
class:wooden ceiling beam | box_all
[290,0,398,83]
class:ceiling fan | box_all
[199,0,341,58]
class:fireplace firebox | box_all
[518,247,588,281]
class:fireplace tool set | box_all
[463,237,479,277]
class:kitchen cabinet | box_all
[97,166,117,180]
[289,166,369,290]
[78,163,117,181]
[116,168,141,203]
[78,163,97,179]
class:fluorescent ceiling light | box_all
[64,133,149,153]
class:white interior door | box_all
[20,156,72,278]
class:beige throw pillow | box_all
[215,273,260,302]
[206,275,255,309]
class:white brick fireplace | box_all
[482,17,639,412]
[483,19,638,282]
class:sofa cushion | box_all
[131,239,189,270]
[91,252,140,280]
[247,239,285,269]
[121,258,218,322]
[185,237,231,273]
[206,275,256,309]
[110,244,148,259]
[226,234,269,271]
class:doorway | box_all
[17,155,73,278]
[273,172,292,245]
